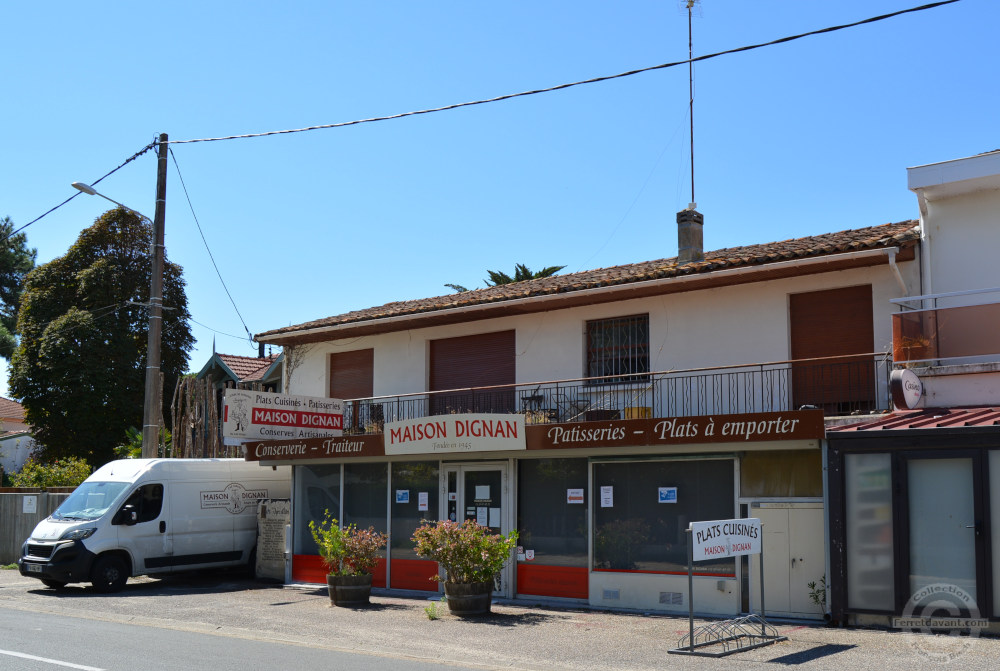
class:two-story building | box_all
[251,207,922,618]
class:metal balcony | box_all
[340,354,892,435]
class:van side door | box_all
[113,483,171,574]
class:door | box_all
[903,455,984,613]
[749,503,825,618]
[441,463,512,596]
[114,483,170,573]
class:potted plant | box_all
[411,519,518,616]
[309,510,387,607]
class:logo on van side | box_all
[201,482,269,514]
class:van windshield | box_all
[52,481,131,521]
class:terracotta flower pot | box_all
[326,573,373,607]
[444,580,493,616]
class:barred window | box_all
[586,314,650,382]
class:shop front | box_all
[828,410,1000,626]
[247,409,824,616]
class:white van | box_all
[17,458,290,592]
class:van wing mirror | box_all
[114,504,138,526]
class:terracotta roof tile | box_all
[259,220,919,339]
[0,397,24,420]
[217,354,278,381]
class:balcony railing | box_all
[341,354,892,435]
[892,287,1000,365]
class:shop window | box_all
[294,464,341,555]
[592,459,734,576]
[844,453,894,611]
[586,315,649,383]
[517,459,588,567]
[390,462,439,561]
[741,450,822,498]
[344,463,388,535]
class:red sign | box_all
[251,408,343,430]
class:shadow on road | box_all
[767,643,857,665]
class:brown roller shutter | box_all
[430,331,515,414]
[789,285,875,413]
[330,349,374,431]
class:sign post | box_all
[670,517,786,657]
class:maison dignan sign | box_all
[384,414,526,455]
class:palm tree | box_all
[446,264,565,293]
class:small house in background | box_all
[196,348,283,394]
[0,396,35,475]
[171,348,283,459]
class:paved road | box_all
[1,569,996,670]
[1,608,473,671]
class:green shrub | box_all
[11,457,92,488]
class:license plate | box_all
[26,564,43,573]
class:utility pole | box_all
[142,133,168,458]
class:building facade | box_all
[250,216,921,618]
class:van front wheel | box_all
[91,555,128,593]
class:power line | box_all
[2,142,156,243]
[167,1,959,146]
[189,317,254,342]
[6,1,959,242]
[168,148,254,341]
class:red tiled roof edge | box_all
[0,397,25,420]
[829,407,1000,431]
[217,354,279,381]
[259,220,919,338]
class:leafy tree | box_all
[114,426,171,459]
[0,216,37,359]
[445,263,565,293]
[11,457,92,488]
[9,207,194,465]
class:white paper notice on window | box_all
[475,485,490,500]
[489,507,500,528]
[600,486,614,508]
[477,507,488,526]
[418,491,428,511]
[567,488,584,504]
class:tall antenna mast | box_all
[686,0,699,208]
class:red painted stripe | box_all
[516,564,588,599]
[292,555,387,587]
[388,558,440,592]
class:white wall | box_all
[0,434,36,474]
[284,260,916,398]
[922,188,1000,300]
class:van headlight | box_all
[61,528,96,541]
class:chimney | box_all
[677,206,704,265]
[258,342,265,358]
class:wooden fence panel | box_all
[0,490,72,564]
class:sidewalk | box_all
[1,569,996,670]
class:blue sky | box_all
[2,1,997,398]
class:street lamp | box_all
[71,182,151,221]
[71,133,168,458]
